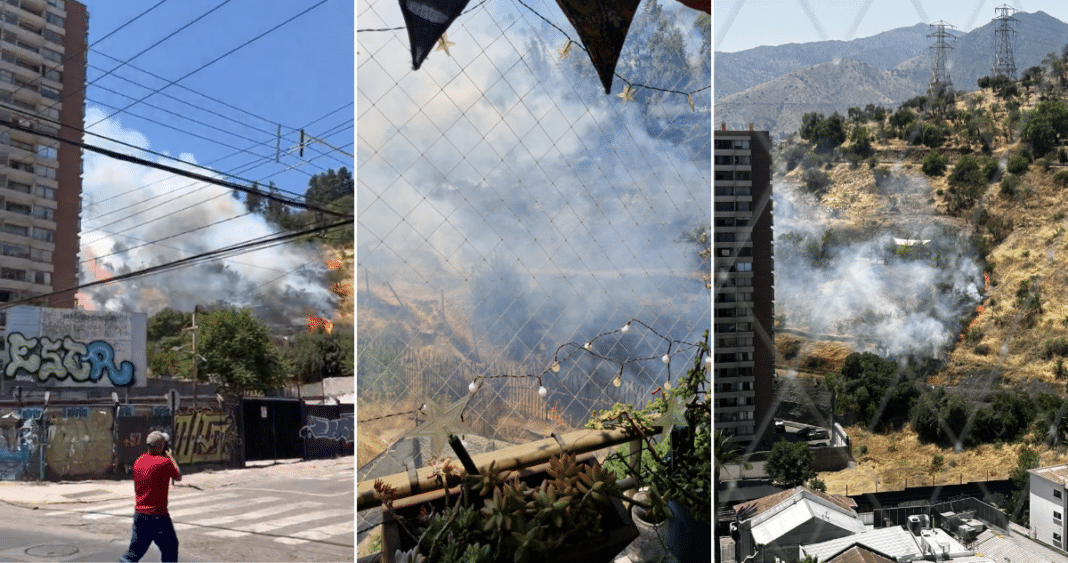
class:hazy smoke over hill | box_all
[357,5,711,401]
[774,178,983,359]
[78,108,336,324]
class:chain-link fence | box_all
[357,0,710,484]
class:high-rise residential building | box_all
[713,128,774,447]
[1029,464,1068,551]
[0,0,86,315]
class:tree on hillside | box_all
[285,324,354,386]
[245,181,265,214]
[800,112,846,152]
[263,181,288,225]
[1022,99,1068,157]
[304,167,354,207]
[198,307,287,394]
[146,308,193,379]
[765,440,815,487]
[1007,447,1040,526]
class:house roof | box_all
[734,486,857,522]
[1029,463,1068,484]
[801,525,924,562]
[750,498,867,546]
[826,545,896,563]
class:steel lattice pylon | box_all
[992,4,1017,79]
[928,21,955,95]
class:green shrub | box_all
[1000,174,1020,197]
[1006,154,1030,175]
[802,168,832,194]
[1054,170,1068,186]
[1044,337,1068,359]
[801,152,822,169]
[922,150,948,176]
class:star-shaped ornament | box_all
[617,84,635,104]
[436,33,455,57]
[650,393,688,442]
[688,94,695,112]
[409,395,475,457]
[558,41,574,61]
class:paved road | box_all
[4,458,354,562]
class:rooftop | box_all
[1029,463,1068,483]
[826,545,896,563]
[802,525,923,562]
[734,486,857,522]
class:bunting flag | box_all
[399,0,471,70]
[554,0,642,94]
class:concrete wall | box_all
[45,407,113,479]
[172,407,241,466]
[1031,472,1068,550]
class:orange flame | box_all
[326,257,343,270]
[308,315,334,334]
[331,282,346,297]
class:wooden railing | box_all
[356,426,643,512]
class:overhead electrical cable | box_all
[87,0,329,130]
[0,116,351,219]
[2,218,354,310]
[80,104,353,217]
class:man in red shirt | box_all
[121,431,181,562]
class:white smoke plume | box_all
[774,176,983,359]
[78,108,335,324]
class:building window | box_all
[1,223,27,236]
[6,180,30,194]
[31,206,51,220]
[715,171,734,181]
[40,47,61,63]
[1,243,27,258]
[32,271,48,285]
[42,69,60,83]
[1055,532,1062,542]
[45,12,63,27]
[1,268,25,281]
[5,201,30,214]
[736,262,752,272]
[39,86,59,100]
[36,166,55,180]
[1056,490,1063,499]
[714,140,733,150]
[36,145,57,160]
[33,185,54,199]
[715,202,735,212]
[31,227,52,242]
[29,247,49,261]
[42,29,62,45]
[9,160,32,173]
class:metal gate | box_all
[241,398,303,461]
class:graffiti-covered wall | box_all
[300,404,354,460]
[0,408,41,480]
[173,408,241,466]
[3,306,147,387]
[113,406,172,473]
[45,407,114,479]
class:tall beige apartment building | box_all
[0,0,86,316]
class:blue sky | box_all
[716,0,1068,53]
[76,1,354,319]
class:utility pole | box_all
[928,21,955,96]
[992,4,1018,79]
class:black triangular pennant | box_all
[399,0,471,70]
[554,0,642,94]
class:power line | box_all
[0,115,352,219]
[88,49,295,139]
[87,1,329,130]
[86,0,239,103]
[2,218,353,311]
[80,103,353,219]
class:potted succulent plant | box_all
[377,450,642,563]
[588,330,711,563]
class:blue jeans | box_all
[120,512,179,562]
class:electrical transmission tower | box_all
[928,21,955,96]
[992,4,1017,79]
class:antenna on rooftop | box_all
[992,4,1018,79]
[928,21,956,96]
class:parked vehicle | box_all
[798,427,829,441]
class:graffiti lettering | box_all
[5,333,135,387]
[299,414,354,444]
[173,411,238,465]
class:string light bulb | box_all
[468,381,477,393]
[661,354,670,364]
[621,323,630,334]
[538,386,547,398]
[664,381,672,391]
[613,376,621,387]
[583,342,592,351]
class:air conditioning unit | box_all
[958,524,977,543]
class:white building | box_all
[734,486,865,563]
[1028,463,1068,550]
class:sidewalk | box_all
[0,456,353,507]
